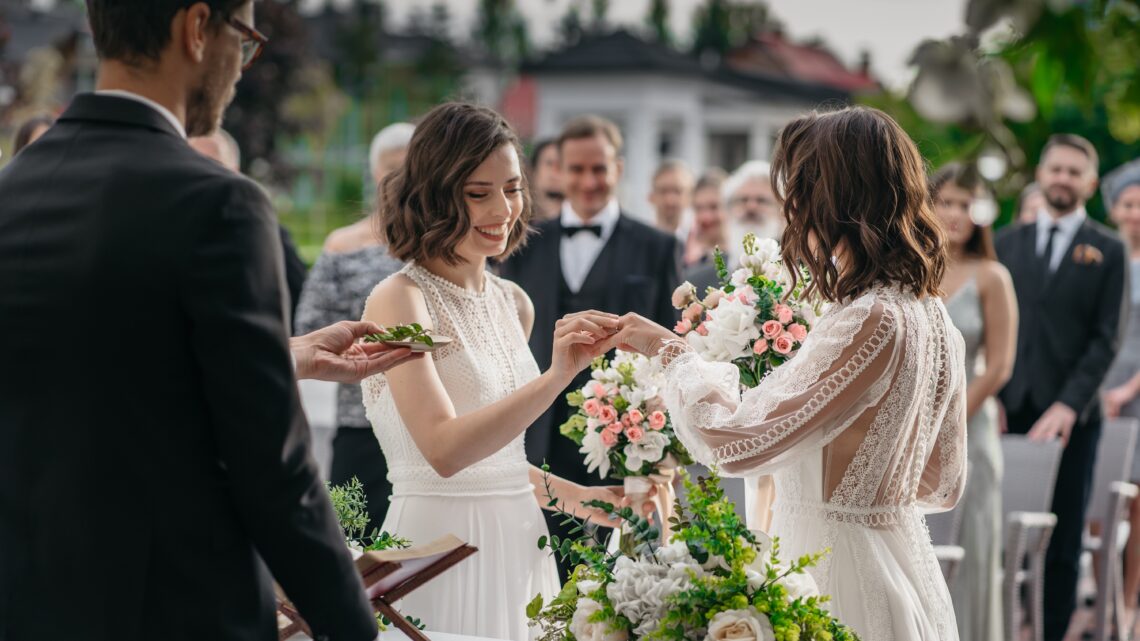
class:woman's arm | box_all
[965,262,1018,419]
[363,275,618,478]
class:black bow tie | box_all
[562,224,603,238]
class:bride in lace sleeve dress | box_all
[613,107,968,641]
[359,103,629,640]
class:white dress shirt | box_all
[560,199,621,293]
[1036,206,1087,272]
[95,89,187,139]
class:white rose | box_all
[704,608,775,641]
[623,430,671,471]
[570,598,629,641]
[580,429,612,478]
[775,564,820,601]
[577,579,602,596]
[688,296,760,362]
[750,237,781,265]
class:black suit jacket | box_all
[498,214,681,465]
[996,219,1128,420]
[278,224,307,329]
[0,95,375,641]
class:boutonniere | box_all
[1073,244,1104,265]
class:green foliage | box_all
[363,322,435,347]
[646,0,673,46]
[326,477,411,551]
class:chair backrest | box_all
[1000,435,1064,525]
[1087,418,1140,522]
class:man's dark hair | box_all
[529,138,556,172]
[86,0,247,64]
[1040,133,1100,175]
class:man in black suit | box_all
[996,134,1128,640]
[0,2,419,639]
[499,115,681,578]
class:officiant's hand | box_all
[612,313,676,357]
[291,321,423,383]
[566,484,633,528]
[1027,402,1078,446]
[550,311,622,383]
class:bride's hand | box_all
[549,311,621,383]
[613,313,676,357]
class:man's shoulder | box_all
[1084,217,1124,247]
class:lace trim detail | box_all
[772,499,917,528]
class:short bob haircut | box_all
[770,106,946,302]
[928,162,997,261]
[378,102,532,266]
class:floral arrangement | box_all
[560,351,692,481]
[528,468,859,641]
[672,235,824,388]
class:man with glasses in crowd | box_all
[0,2,411,639]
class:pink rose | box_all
[600,429,618,448]
[627,408,645,425]
[605,421,625,434]
[703,289,726,308]
[753,339,769,355]
[762,320,783,339]
[625,426,645,443]
[671,282,697,309]
[695,323,709,336]
[599,405,618,424]
[674,318,693,334]
[788,323,808,342]
[591,382,607,399]
[583,398,602,417]
[621,412,633,427]
[648,411,667,430]
[773,334,794,354]
[683,302,704,323]
[775,304,794,324]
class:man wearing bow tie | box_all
[500,115,680,578]
[996,134,1128,640]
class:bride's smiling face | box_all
[457,143,526,262]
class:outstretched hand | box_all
[549,311,622,382]
[291,320,424,383]
[611,313,677,357]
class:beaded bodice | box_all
[361,264,539,496]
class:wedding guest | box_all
[189,128,307,326]
[0,0,421,638]
[529,137,563,220]
[682,167,728,268]
[499,114,681,580]
[931,163,1018,641]
[368,121,414,188]
[1096,159,1140,620]
[1018,181,1046,224]
[649,158,695,238]
[12,114,54,154]
[996,134,1127,641]
[292,123,413,532]
[686,160,781,296]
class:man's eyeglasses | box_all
[226,17,268,70]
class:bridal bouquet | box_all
[528,469,859,641]
[673,235,824,388]
[561,351,692,481]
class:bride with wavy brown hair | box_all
[614,106,967,640]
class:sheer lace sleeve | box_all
[659,296,902,477]
[917,327,968,513]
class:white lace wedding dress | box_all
[661,284,967,641]
[361,263,559,641]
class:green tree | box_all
[474,0,530,63]
[646,0,672,46]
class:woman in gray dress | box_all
[1098,161,1140,619]
[931,164,1019,641]
[293,123,413,531]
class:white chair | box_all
[1001,435,1064,641]
[1085,417,1139,641]
[298,379,339,480]
[926,503,966,585]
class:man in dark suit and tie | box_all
[0,2,418,639]
[499,115,681,577]
[996,134,1128,640]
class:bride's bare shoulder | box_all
[363,272,431,327]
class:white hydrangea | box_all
[607,556,689,635]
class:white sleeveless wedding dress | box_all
[361,263,559,640]
[662,284,967,641]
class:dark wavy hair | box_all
[86,0,246,65]
[770,106,946,302]
[929,162,996,260]
[377,102,532,266]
